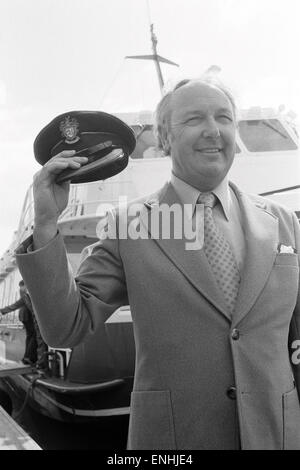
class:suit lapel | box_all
[140,182,232,321]
[230,183,279,325]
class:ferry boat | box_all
[0,28,299,423]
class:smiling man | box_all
[162,80,236,191]
[16,78,300,450]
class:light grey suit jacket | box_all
[16,181,300,449]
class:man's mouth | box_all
[197,148,222,154]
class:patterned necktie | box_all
[198,192,241,314]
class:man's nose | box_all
[202,118,220,138]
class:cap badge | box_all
[59,116,80,144]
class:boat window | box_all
[130,125,165,159]
[238,119,298,152]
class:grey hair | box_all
[154,77,237,156]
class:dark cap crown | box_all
[34,110,136,183]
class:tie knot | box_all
[198,192,216,208]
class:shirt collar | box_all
[170,172,230,221]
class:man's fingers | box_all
[47,153,88,164]
[47,150,88,164]
[34,152,89,184]
[45,157,88,166]
[52,150,77,159]
[44,159,86,174]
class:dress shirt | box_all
[171,173,245,274]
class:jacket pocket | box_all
[274,253,298,267]
[282,386,300,449]
[127,390,176,450]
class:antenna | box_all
[125,23,179,95]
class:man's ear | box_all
[161,127,171,156]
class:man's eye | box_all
[219,115,232,122]
[186,117,201,124]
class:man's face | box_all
[167,82,237,191]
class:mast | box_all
[125,23,179,95]
[150,24,164,92]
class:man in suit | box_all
[16,78,300,449]
[0,280,48,368]
[0,280,37,364]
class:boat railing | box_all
[1,156,170,271]
[0,323,23,330]
[0,243,18,279]
[48,348,72,378]
[59,198,121,221]
[16,173,139,237]
[0,194,124,275]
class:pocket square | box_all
[277,243,297,254]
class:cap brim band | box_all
[56,149,125,184]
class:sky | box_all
[0,0,299,252]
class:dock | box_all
[0,360,41,450]
[0,405,41,450]
[0,360,36,378]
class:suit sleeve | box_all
[16,218,128,348]
[1,297,25,314]
[288,213,300,393]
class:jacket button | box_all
[231,328,240,340]
[227,387,237,400]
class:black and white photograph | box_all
[0,0,299,453]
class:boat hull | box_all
[0,321,135,423]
